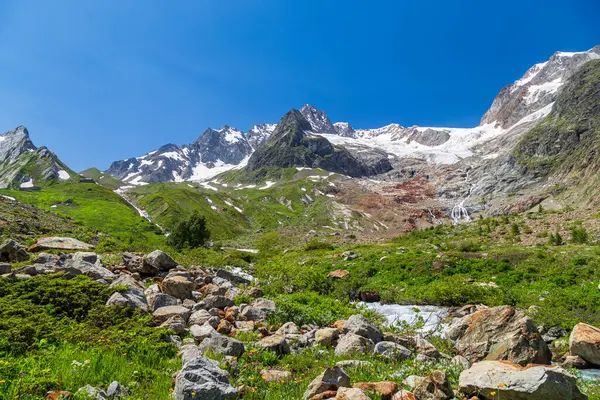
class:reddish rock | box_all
[333,320,346,333]
[570,322,600,366]
[199,284,216,296]
[46,391,72,400]
[311,391,338,400]
[328,269,350,279]
[354,381,398,398]
[260,369,292,383]
[217,319,233,334]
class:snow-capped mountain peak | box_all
[247,123,276,148]
[299,104,337,134]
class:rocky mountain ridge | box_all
[0,126,74,189]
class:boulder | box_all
[336,387,370,399]
[353,382,398,398]
[190,324,219,343]
[260,369,292,383]
[76,385,107,399]
[373,341,412,361]
[146,293,179,311]
[161,276,194,300]
[180,344,203,366]
[216,320,232,335]
[303,366,351,400]
[110,274,144,292]
[152,305,191,325]
[0,239,29,262]
[189,309,213,326]
[412,370,453,400]
[276,322,300,335]
[174,356,238,400]
[106,291,148,312]
[199,335,245,358]
[569,322,600,366]
[71,252,99,265]
[0,264,10,274]
[561,355,588,369]
[454,306,551,365]
[106,381,128,398]
[343,315,383,343]
[28,237,93,252]
[257,334,290,355]
[358,291,380,303]
[315,328,340,346]
[161,315,186,335]
[144,250,177,272]
[63,259,115,282]
[216,269,251,285]
[335,333,375,357]
[458,361,586,400]
[202,295,234,310]
[240,306,268,321]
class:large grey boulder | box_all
[174,356,238,400]
[303,366,351,400]
[0,239,29,262]
[199,335,245,358]
[106,291,148,312]
[454,306,551,365]
[202,295,234,310]
[63,258,115,282]
[374,341,412,361]
[335,333,375,357]
[106,381,128,398]
[315,328,340,346]
[146,293,179,311]
[188,309,213,326]
[570,322,600,366]
[343,315,383,343]
[190,324,219,343]
[152,305,191,325]
[459,361,586,400]
[144,250,177,272]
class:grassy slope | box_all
[80,167,124,190]
[126,169,341,243]
[0,182,165,251]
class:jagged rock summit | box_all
[0,126,73,189]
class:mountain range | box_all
[1,45,599,222]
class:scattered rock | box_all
[146,293,179,311]
[152,305,191,325]
[353,381,398,398]
[561,355,588,369]
[258,334,290,355]
[336,387,370,399]
[401,376,424,391]
[358,291,380,303]
[216,269,251,285]
[106,381,128,398]
[276,322,300,335]
[412,370,453,400]
[106,291,148,312]
[328,269,350,279]
[569,322,600,366]
[203,295,234,310]
[0,263,11,274]
[374,341,412,361]
[161,275,194,300]
[335,333,375,356]
[315,328,340,346]
[144,250,177,272]
[303,366,351,400]
[459,361,586,400]
[391,391,416,400]
[343,315,383,343]
[190,324,218,343]
[75,385,107,400]
[199,335,245,358]
[260,369,292,383]
[174,356,238,400]
[454,305,551,365]
[161,315,186,335]
[29,237,93,252]
[335,360,372,368]
[341,251,359,261]
[0,239,30,262]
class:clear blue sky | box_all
[0,0,598,171]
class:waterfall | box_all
[450,167,472,224]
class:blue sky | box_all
[0,0,598,171]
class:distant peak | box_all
[3,125,29,137]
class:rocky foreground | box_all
[2,238,600,399]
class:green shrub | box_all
[571,227,589,244]
[303,239,334,251]
[167,211,210,249]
